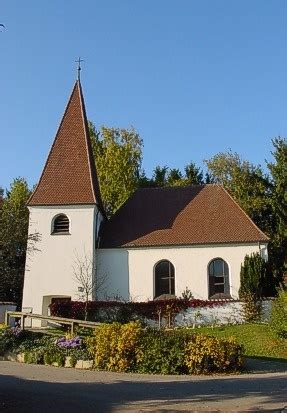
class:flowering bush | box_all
[86,321,141,372]
[184,334,244,374]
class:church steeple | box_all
[28,80,103,210]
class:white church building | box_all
[22,80,269,317]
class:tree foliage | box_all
[239,253,269,299]
[205,150,270,221]
[0,178,31,306]
[266,137,287,280]
[206,139,287,287]
[90,123,143,217]
[152,165,169,187]
[139,162,208,188]
[184,162,205,185]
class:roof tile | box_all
[28,81,103,208]
[100,185,268,247]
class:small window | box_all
[154,260,175,298]
[208,258,230,299]
[52,214,70,234]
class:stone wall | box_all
[175,300,272,327]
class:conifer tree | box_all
[267,137,287,282]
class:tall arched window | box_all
[208,258,230,299]
[154,260,175,298]
[52,214,70,234]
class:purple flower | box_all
[56,336,82,349]
[10,327,22,338]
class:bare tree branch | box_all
[72,250,109,320]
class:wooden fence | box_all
[5,311,101,335]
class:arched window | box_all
[208,258,230,299]
[52,214,70,234]
[154,260,175,298]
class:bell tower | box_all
[22,79,105,319]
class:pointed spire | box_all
[75,57,84,81]
[28,80,104,210]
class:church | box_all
[22,79,268,317]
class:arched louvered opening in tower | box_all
[52,214,70,234]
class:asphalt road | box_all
[0,361,286,412]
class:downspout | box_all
[94,209,100,300]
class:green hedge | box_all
[86,322,244,375]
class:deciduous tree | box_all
[0,178,31,306]
[206,140,287,289]
[90,123,143,217]
[205,151,270,222]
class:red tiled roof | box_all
[28,81,103,209]
[99,185,268,248]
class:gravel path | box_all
[0,360,286,412]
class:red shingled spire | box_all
[28,80,104,209]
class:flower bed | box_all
[0,322,244,374]
[0,324,93,368]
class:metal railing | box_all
[5,311,101,335]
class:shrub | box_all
[239,253,268,299]
[1,322,244,374]
[87,322,244,375]
[24,349,44,365]
[181,287,194,301]
[239,253,270,322]
[0,324,9,355]
[269,289,287,338]
[0,325,25,352]
[184,334,244,374]
[136,329,186,374]
[86,321,141,372]
[241,292,262,323]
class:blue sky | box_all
[1,1,287,190]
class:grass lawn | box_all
[41,323,287,360]
[194,323,287,360]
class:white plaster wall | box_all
[22,205,101,317]
[130,243,267,300]
[98,243,266,302]
[97,249,129,300]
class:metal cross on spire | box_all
[75,57,84,80]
